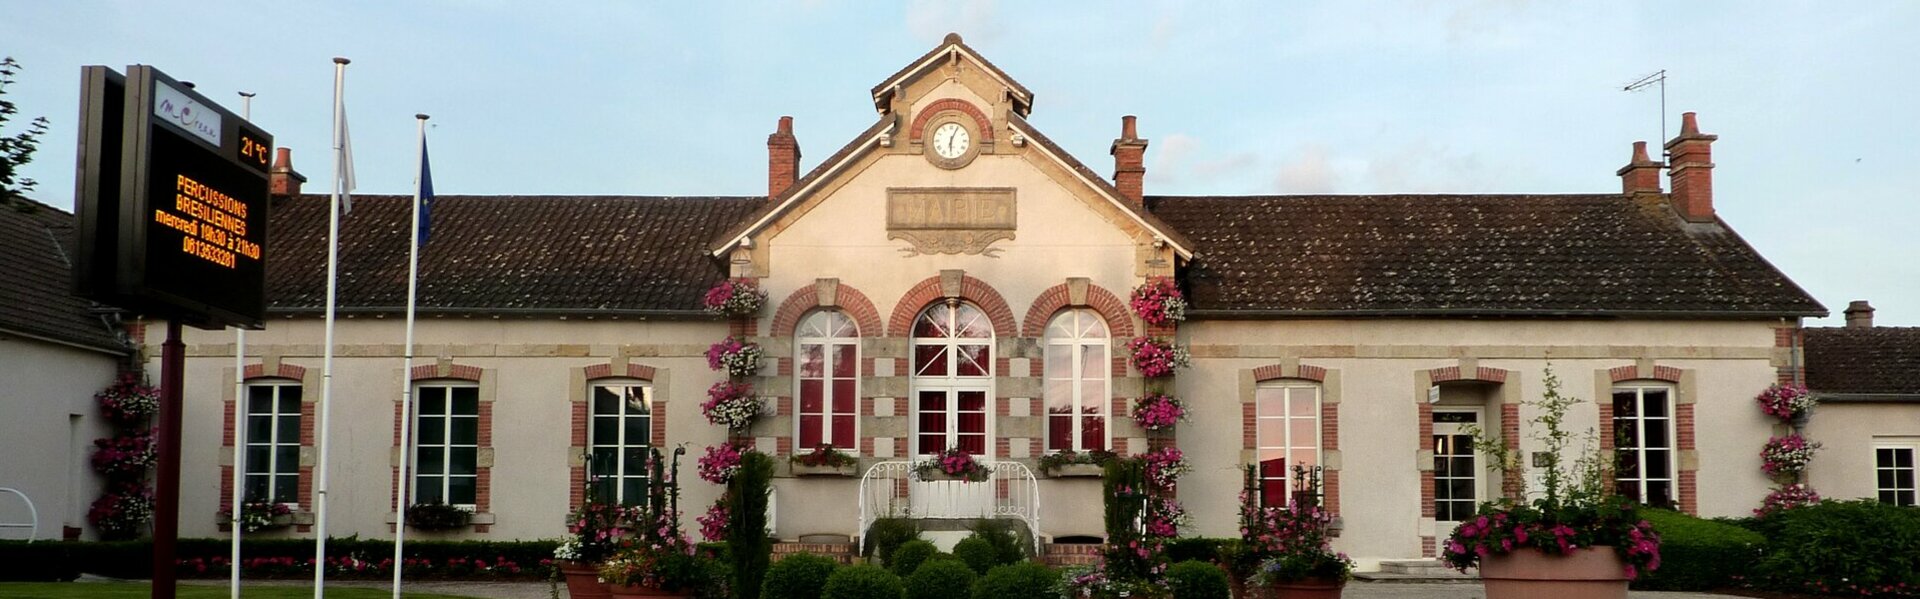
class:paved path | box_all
[189,579,1747,599]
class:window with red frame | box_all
[797,310,858,451]
[1255,383,1320,507]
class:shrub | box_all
[865,517,919,564]
[761,552,838,599]
[404,501,472,531]
[904,558,976,599]
[969,519,1029,565]
[728,451,776,599]
[1630,508,1765,591]
[1166,559,1231,599]
[0,541,79,581]
[1164,537,1234,565]
[973,562,1059,599]
[1755,500,1920,596]
[889,539,939,576]
[822,564,904,599]
[952,537,999,575]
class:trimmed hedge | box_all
[1166,559,1231,599]
[865,517,919,564]
[888,540,939,577]
[1754,500,1920,596]
[761,552,838,599]
[1630,508,1765,592]
[903,558,976,599]
[972,562,1059,599]
[951,537,999,575]
[822,564,904,599]
[0,538,558,581]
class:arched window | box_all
[911,301,993,456]
[1044,309,1109,452]
[796,310,859,451]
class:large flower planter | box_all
[1478,547,1627,599]
[558,561,610,599]
[608,584,690,599]
[1262,577,1345,599]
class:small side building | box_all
[1805,301,1920,506]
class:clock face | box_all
[932,122,970,159]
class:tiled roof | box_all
[265,195,761,314]
[1145,194,1825,317]
[1805,327,1920,397]
[0,198,127,353]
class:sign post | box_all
[72,65,273,599]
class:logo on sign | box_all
[154,82,222,146]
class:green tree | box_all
[0,56,50,209]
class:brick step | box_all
[772,542,858,564]
[1352,559,1476,581]
[1042,542,1104,567]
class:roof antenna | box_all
[1622,70,1667,158]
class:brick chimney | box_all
[1110,115,1148,206]
[268,147,307,197]
[1845,300,1876,329]
[1663,112,1718,222]
[767,116,801,199]
[1616,141,1663,195]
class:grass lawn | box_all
[0,582,485,599]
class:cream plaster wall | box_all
[0,335,120,541]
[159,318,732,541]
[1805,403,1920,502]
[1177,318,1786,565]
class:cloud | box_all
[906,0,1003,45]
[1274,144,1342,193]
[1363,139,1508,193]
[1148,133,1260,187]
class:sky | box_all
[4,1,1915,326]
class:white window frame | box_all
[909,301,995,458]
[243,380,302,507]
[1043,308,1111,453]
[588,380,653,506]
[1254,382,1322,507]
[795,310,860,452]
[412,382,481,509]
[1876,438,1919,507]
[1431,407,1486,523]
[1612,384,1677,509]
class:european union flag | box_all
[417,137,434,245]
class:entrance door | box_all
[1432,409,1484,525]
[909,302,995,518]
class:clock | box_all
[931,122,970,159]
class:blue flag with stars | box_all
[417,137,434,245]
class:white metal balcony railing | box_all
[0,488,39,542]
[857,461,1041,554]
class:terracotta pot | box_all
[1263,577,1345,599]
[557,561,610,599]
[1478,546,1628,599]
[607,583,690,599]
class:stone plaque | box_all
[886,188,1016,257]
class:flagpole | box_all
[315,56,349,599]
[230,90,255,599]
[393,113,429,599]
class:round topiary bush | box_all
[951,537,998,575]
[762,552,840,599]
[1165,559,1231,599]
[971,561,1060,599]
[889,539,939,576]
[903,558,976,599]
[822,564,904,599]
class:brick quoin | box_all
[1418,403,1435,518]
[886,275,1019,337]
[907,99,995,143]
[1019,282,1137,338]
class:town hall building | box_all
[131,34,1917,568]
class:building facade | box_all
[145,35,1859,566]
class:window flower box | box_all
[790,462,859,477]
[790,446,860,477]
[913,447,989,482]
[1037,449,1116,478]
[1047,463,1105,478]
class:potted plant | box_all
[705,337,764,378]
[1131,393,1186,435]
[1759,434,1821,484]
[913,447,989,482]
[1754,383,1816,426]
[701,382,762,432]
[556,499,639,599]
[1129,276,1188,327]
[218,500,293,533]
[1124,337,1189,378]
[1242,465,1351,599]
[1036,449,1114,478]
[404,500,473,531]
[697,443,744,484]
[1440,367,1662,599]
[702,278,766,317]
[598,510,719,599]
[790,445,860,476]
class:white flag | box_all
[338,106,357,214]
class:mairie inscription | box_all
[886,188,1016,257]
